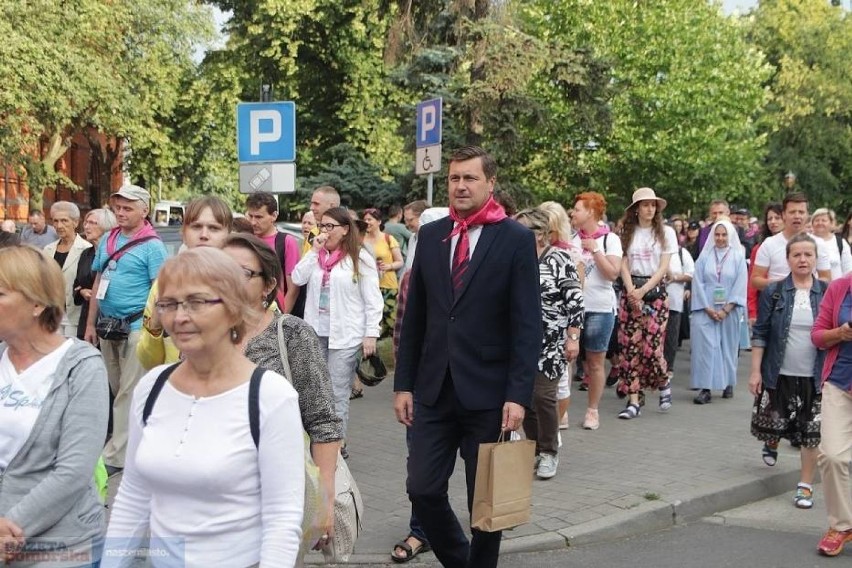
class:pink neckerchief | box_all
[446,195,507,242]
[105,221,158,258]
[578,224,610,240]
[317,248,346,286]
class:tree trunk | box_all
[466,0,489,146]
[27,132,69,211]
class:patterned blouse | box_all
[538,246,585,381]
[245,313,344,443]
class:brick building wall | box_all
[0,129,123,221]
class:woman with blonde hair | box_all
[105,247,305,566]
[0,245,109,566]
[539,200,584,429]
[810,208,852,279]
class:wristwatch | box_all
[568,333,580,342]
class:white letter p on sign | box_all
[250,110,281,155]
[420,106,436,143]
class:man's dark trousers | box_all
[408,372,503,568]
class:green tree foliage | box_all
[0,0,215,210]
[523,0,773,214]
[749,0,852,212]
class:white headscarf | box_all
[697,219,743,261]
[692,218,747,311]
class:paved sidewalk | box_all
[306,344,809,565]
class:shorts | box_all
[557,368,571,399]
[581,311,616,353]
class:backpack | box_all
[275,231,307,317]
[142,360,323,553]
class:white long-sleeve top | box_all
[103,366,305,568]
[291,248,383,349]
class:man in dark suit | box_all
[394,146,542,568]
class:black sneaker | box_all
[693,389,712,405]
[722,386,734,399]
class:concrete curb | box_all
[314,467,800,565]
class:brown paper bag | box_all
[471,435,536,532]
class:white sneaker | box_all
[557,431,562,448]
[537,454,559,479]
[533,454,542,471]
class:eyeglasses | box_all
[319,223,343,232]
[241,267,263,280]
[155,298,224,315]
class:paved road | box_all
[302,342,810,564]
[107,341,818,566]
[334,488,845,567]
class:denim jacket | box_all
[751,275,827,392]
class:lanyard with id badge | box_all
[712,248,730,308]
[96,258,118,300]
[97,235,158,300]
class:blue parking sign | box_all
[416,98,442,148]
[237,102,296,163]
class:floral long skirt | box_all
[613,292,670,395]
[751,375,821,448]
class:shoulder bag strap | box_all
[106,235,158,266]
[603,232,609,254]
[248,366,265,449]
[142,362,181,425]
[275,316,293,383]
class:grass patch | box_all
[643,492,661,501]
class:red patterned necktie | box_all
[451,228,470,293]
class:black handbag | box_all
[631,275,666,303]
[96,311,143,341]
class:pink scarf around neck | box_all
[578,223,610,241]
[446,195,507,241]
[317,248,346,286]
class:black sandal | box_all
[391,535,431,563]
[350,388,363,400]
[762,442,778,467]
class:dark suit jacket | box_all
[394,217,542,410]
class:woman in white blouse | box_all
[292,207,383,452]
[105,247,305,567]
[811,208,852,279]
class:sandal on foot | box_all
[762,442,778,467]
[350,388,363,400]
[794,484,814,509]
[618,403,641,420]
[391,536,431,563]
[658,384,672,412]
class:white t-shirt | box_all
[625,225,678,277]
[666,248,695,313]
[820,235,852,279]
[754,232,831,281]
[105,367,305,567]
[571,232,623,313]
[0,339,72,468]
[779,289,816,377]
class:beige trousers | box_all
[818,381,852,531]
[101,330,146,468]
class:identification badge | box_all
[713,286,726,306]
[96,277,111,300]
[318,284,330,312]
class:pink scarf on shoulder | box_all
[105,221,158,259]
